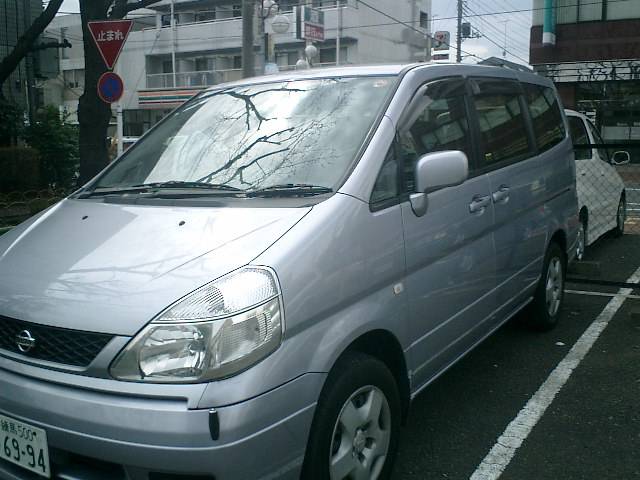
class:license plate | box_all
[0,414,50,478]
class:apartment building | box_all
[45,0,431,138]
[530,0,640,147]
[0,0,43,115]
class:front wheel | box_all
[302,352,401,480]
[613,194,626,237]
[526,242,566,331]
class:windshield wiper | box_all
[131,181,245,192]
[79,181,245,198]
[248,184,333,197]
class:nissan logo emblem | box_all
[16,330,36,353]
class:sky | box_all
[57,0,533,66]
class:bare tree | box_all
[77,0,160,184]
[0,0,65,95]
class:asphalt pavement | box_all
[392,232,640,480]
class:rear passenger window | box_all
[398,79,472,192]
[524,84,566,153]
[567,116,592,160]
[471,81,531,166]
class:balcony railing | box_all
[146,69,243,89]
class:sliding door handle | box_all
[492,186,510,204]
[469,195,491,214]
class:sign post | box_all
[88,20,133,70]
[433,31,450,51]
[89,20,133,158]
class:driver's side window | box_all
[398,79,473,193]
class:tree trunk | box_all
[77,0,162,184]
[77,1,113,185]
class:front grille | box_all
[0,315,113,367]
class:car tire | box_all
[526,242,566,332]
[301,352,401,480]
[613,194,626,237]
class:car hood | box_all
[0,199,310,335]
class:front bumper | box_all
[0,366,324,480]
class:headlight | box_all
[110,267,283,383]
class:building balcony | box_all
[146,69,243,89]
[134,4,361,56]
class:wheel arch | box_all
[549,228,568,258]
[333,329,411,422]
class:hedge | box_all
[0,147,40,193]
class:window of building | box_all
[568,116,592,160]
[319,47,348,65]
[162,60,173,73]
[608,0,640,20]
[195,57,211,72]
[420,11,429,29]
[63,69,84,89]
[233,56,242,69]
[398,79,473,192]
[196,9,216,22]
[472,82,531,166]
[524,84,565,153]
[278,0,300,13]
[232,4,242,17]
[124,109,172,137]
[311,0,345,8]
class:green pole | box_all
[543,0,556,46]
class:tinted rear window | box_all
[524,84,566,153]
[472,83,531,166]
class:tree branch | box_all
[0,0,64,88]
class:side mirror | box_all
[612,151,631,166]
[410,150,469,217]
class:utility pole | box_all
[456,0,463,63]
[242,0,255,78]
[170,0,177,87]
[500,20,508,58]
[24,0,37,123]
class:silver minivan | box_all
[0,64,578,480]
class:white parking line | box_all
[566,289,640,300]
[469,265,640,480]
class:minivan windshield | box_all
[90,76,395,196]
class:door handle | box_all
[469,195,491,214]
[492,186,510,204]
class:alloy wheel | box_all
[545,257,563,317]
[329,385,391,480]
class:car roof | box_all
[205,62,551,91]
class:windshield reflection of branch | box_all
[224,87,306,130]
[197,83,351,189]
[196,128,294,183]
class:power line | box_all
[464,4,530,56]
[470,0,532,43]
[472,23,530,64]
[355,0,486,62]
[54,0,637,23]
